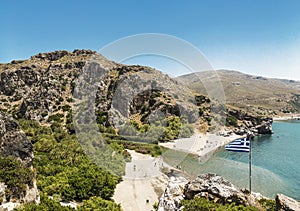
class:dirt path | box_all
[112,150,169,211]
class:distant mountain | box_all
[176,70,300,116]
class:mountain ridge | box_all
[176,69,300,116]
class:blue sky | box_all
[1,0,300,79]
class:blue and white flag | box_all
[225,137,250,152]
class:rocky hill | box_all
[0,50,276,210]
[177,70,300,116]
[0,51,273,138]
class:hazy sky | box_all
[1,0,299,80]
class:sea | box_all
[162,120,300,200]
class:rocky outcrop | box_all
[276,194,300,211]
[184,173,258,206]
[157,177,188,211]
[157,173,263,211]
[0,111,39,211]
[256,118,273,134]
[0,111,33,166]
[228,108,273,135]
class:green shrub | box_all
[226,115,238,127]
[181,197,259,211]
[0,156,34,199]
[78,196,121,211]
[62,104,71,112]
[48,113,64,123]
[259,198,276,211]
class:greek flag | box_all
[225,137,250,152]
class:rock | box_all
[276,194,300,211]
[157,176,188,211]
[0,111,39,210]
[184,173,252,206]
[31,50,70,61]
[0,111,33,166]
[256,118,273,134]
[227,108,273,135]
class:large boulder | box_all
[158,176,188,211]
[256,118,273,134]
[0,111,33,166]
[184,173,254,206]
[276,194,300,211]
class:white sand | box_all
[273,114,300,121]
[113,132,242,211]
[159,132,242,158]
[112,150,169,211]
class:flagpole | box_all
[249,135,252,194]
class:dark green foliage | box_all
[62,105,71,112]
[66,98,73,103]
[0,156,34,200]
[119,116,194,143]
[105,138,164,157]
[96,111,108,126]
[181,197,259,211]
[78,196,121,211]
[226,115,238,127]
[198,108,204,116]
[195,95,210,105]
[41,111,48,117]
[48,113,64,123]
[17,119,121,208]
[258,198,276,211]
[16,193,75,211]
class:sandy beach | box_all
[113,132,242,211]
[159,132,242,158]
[112,150,169,211]
[273,114,300,121]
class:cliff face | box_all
[0,111,33,166]
[0,111,39,210]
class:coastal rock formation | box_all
[157,176,188,211]
[256,118,273,134]
[158,173,262,211]
[184,173,255,206]
[228,108,273,135]
[276,194,300,211]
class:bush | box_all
[259,198,276,211]
[181,197,259,211]
[62,105,71,112]
[0,156,34,199]
[48,113,64,123]
[78,196,121,211]
[226,115,238,127]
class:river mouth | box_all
[161,121,300,200]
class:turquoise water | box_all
[162,120,300,200]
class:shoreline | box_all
[112,150,173,211]
[273,114,300,121]
[159,132,243,160]
[113,133,245,211]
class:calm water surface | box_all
[162,120,300,200]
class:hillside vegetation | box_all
[177,70,300,116]
[0,50,277,210]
